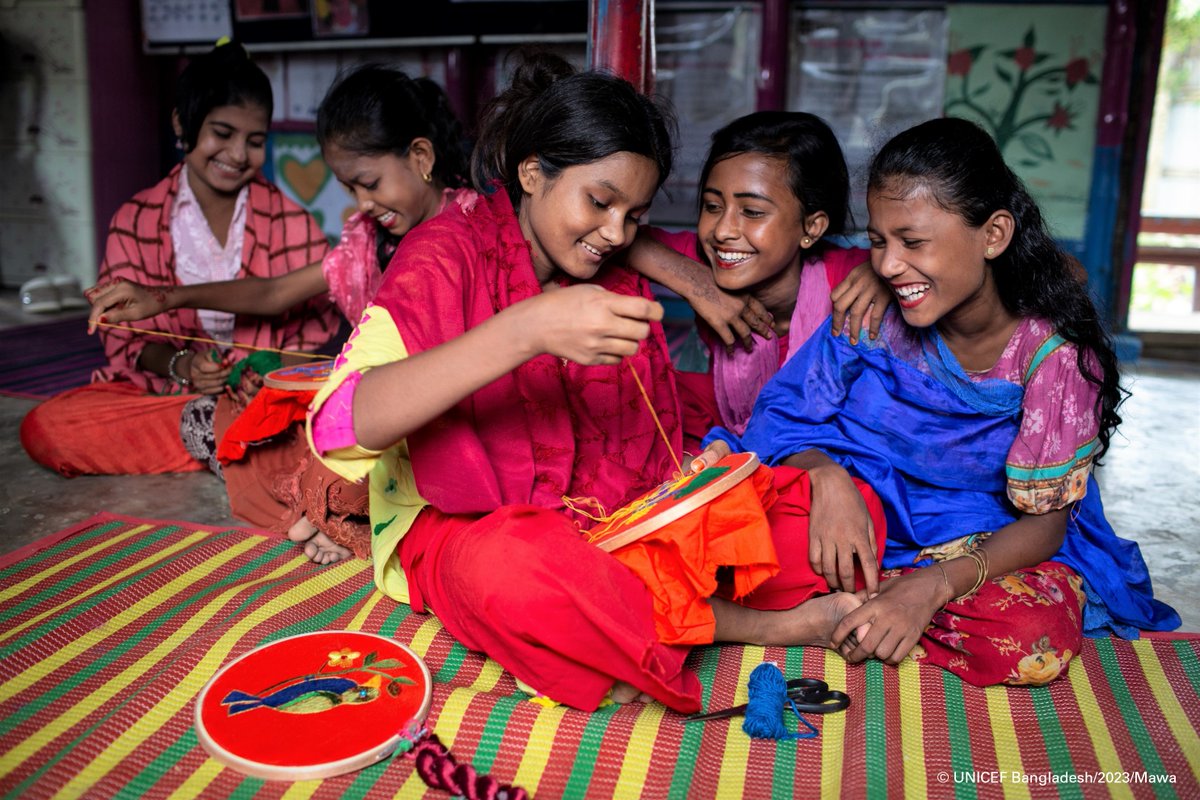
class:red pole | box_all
[757,0,789,110]
[588,0,654,93]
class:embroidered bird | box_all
[222,674,382,715]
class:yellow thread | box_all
[94,321,333,361]
[626,360,683,475]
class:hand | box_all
[808,464,880,595]
[189,348,232,396]
[231,364,265,407]
[689,439,732,473]
[527,284,664,366]
[690,288,774,354]
[86,279,173,334]
[831,568,946,665]
[830,261,892,345]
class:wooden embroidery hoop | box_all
[586,451,760,553]
[263,361,333,391]
[195,630,432,781]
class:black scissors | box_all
[682,677,850,723]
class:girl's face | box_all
[517,151,658,284]
[177,103,269,199]
[866,182,1007,329]
[697,152,825,293]
[324,139,443,238]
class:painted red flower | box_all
[1047,103,1074,132]
[1013,46,1037,71]
[1065,57,1090,88]
[947,49,974,77]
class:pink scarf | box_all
[710,246,867,434]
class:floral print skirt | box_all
[892,560,1085,687]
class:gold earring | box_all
[422,172,432,184]
[986,246,995,257]
[801,236,812,247]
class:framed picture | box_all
[311,0,368,37]
[233,0,309,22]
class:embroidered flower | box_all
[1012,46,1037,72]
[327,647,360,668]
[1047,102,1075,133]
[1064,57,1091,88]
[947,48,975,77]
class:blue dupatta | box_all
[705,312,1179,637]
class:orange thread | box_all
[627,360,683,476]
[94,321,334,361]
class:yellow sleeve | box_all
[306,305,428,605]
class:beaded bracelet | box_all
[168,348,192,387]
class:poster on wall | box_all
[234,0,310,21]
[944,4,1107,241]
[266,133,353,244]
[653,6,762,226]
[312,0,369,37]
[140,0,232,45]
[789,7,948,232]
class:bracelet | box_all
[168,349,192,387]
[951,548,990,603]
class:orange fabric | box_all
[19,383,202,476]
[609,465,780,646]
[217,386,314,464]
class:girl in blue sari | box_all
[697,118,1178,686]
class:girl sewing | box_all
[308,53,883,712]
[21,42,336,477]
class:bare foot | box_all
[611,681,654,704]
[712,592,864,648]
[287,517,352,565]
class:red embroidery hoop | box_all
[263,361,333,391]
[586,451,760,552]
[195,630,432,781]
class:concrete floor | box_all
[0,290,1197,631]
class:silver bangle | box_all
[168,349,192,386]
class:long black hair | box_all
[868,116,1124,460]
[699,111,852,244]
[315,63,469,189]
[174,42,273,152]
[470,51,676,208]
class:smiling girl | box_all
[21,42,336,477]
[629,112,891,444]
[699,117,1179,686]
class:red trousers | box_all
[20,383,203,476]
[396,465,888,712]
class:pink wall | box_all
[85,0,169,272]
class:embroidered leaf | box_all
[373,515,397,536]
[368,658,402,669]
[364,651,377,666]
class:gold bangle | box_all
[934,562,951,598]
[952,549,990,603]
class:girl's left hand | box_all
[831,568,945,665]
[690,439,732,473]
[830,261,893,345]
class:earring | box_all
[801,236,812,247]
[986,246,995,257]
[422,172,432,184]
[175,137,184,150]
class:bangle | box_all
[168,349,192,387]
[952,548,990,603]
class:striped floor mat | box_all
[0,316,103,400]
[1,514,1197,799]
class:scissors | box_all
[682,677,850,723]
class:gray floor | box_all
[1,290,1197,632]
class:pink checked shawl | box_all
[370,188,683,518]
[93,164,338,393]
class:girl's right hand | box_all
[86,279,170,333]
[189,348,232,396]
[530,284,664,366]
[807,464,880,595]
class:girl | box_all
[20,42,337,477]
[631,111,890,443]
[308,54,880,712]
[82,63,475,563]
[699,117,1179,687]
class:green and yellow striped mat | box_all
[1,513,1197,799]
